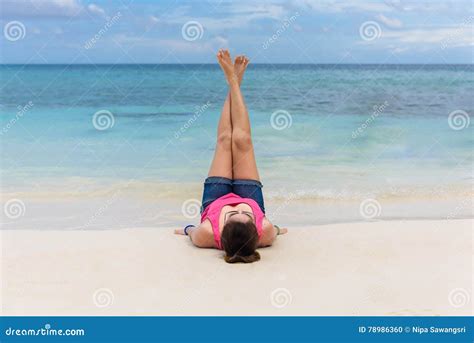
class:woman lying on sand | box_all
[175,49,288,263]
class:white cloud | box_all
[294,24,303,32]
[142,15,160,30]
[294,0,394,13]
[226,3,286,19]
[387,45,408,54]
[358,25,473,53]
[213,35,229,47]
[0,0,105,18]
[376,14,403,28]
[382,27,472,46]
[87,4,106,17]
[0,0,82,17]
[383,0,471,13]
[295,0,473,16]
[48,0,82,13]
[160,2,288,30]
[112,34,229,53]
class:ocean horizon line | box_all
[1,62,473,66]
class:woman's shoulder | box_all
[199,218,213,232]
[262,217,272,230]
[190,220,218,248]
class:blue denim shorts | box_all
[201,176,265,214]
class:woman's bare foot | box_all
[217,49,238,85]
[234,55,249,85]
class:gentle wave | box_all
[3,178,472,203]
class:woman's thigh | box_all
[232,179,265,213]
[201,176,233,213]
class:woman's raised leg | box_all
[217,50,259,181]
[207,90,233,178]
[207,50,248,178]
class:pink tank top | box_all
[201,192,264,249]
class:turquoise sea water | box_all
[1,64,473,228]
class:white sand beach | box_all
[1,219,472,316]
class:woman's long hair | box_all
[221,221,260,263]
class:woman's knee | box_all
[232,129,252,151]
[217,131,232,149]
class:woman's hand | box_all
[175,224,196,235]
[273,224,288,236]
[175,224,216,248]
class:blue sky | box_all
[0,0,473,64]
